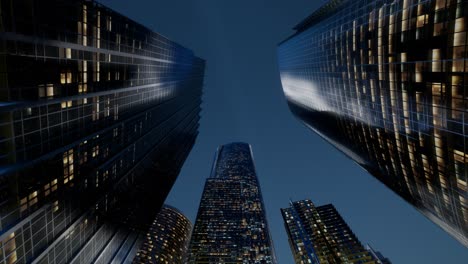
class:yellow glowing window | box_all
[453,32,466,46]
[402,20,408,31]
[401,53,407,62]
[60,73,66,84]
[417,15,428,28]
[455,18,465,33]
[66,48,71,59]
[66,72,72,83]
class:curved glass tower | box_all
[187,142,276,264]
[278,0,468,246]
[134,205,192,264]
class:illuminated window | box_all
[63,149,74,184]
[93,97,100,121]
[416,15,427,28]
[46,84,54,97]
[455,18,465,33]
[60,73,66,84]
[453,32,466,46]
[92,145,99,158]
[66,72,72,83]
[107,16,112,31]
[432,49,441,72]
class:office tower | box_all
[187,142,276,264]
[277,0,468,246]
[366,245,392,264]
[0,0,204,263]
[281,200,388,264]
[133,205,192,264]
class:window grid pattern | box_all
[0,0,205,263]
[187,143,276,264]
[281,200,383,264]
[133,205,192,264]
[278,0,468,246]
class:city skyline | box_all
[0,0,467,263]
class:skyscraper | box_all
[187,142,276,264]
[0,0,204,263]
[278,0,468,246]
[133,205,192,264]
[281,199,388,264]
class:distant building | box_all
[278,0,468,246]
[187,142,276,263]
[281,199,389,264]
[133,205,192,264]
[0,0,204,263]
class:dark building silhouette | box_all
[366,244,392,264]
[281,200,389,264]
[133,205,192,264]
[278,0,468,246]
[0,0,204,263]
[187,142,276,264]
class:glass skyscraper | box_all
[133,205,192,264]
[281,199,389,264]
[0,0,204,263]
[278,0,468,246]
[187,142,276,264]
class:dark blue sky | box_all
[100,1,467,263]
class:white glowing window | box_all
[46,84,54,97]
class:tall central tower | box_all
[187,142,276,264]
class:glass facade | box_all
[281,200,388,264]
[0,0,205,263]
[187,142,276,264]
[278,0,468,246]
[133,205,192,264]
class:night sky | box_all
[99,1,467,263]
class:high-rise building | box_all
[187,142,276,264]
[281,199,388,264]
[277,0,468,246]
[133,205,192,264]
[0,0,204,263]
